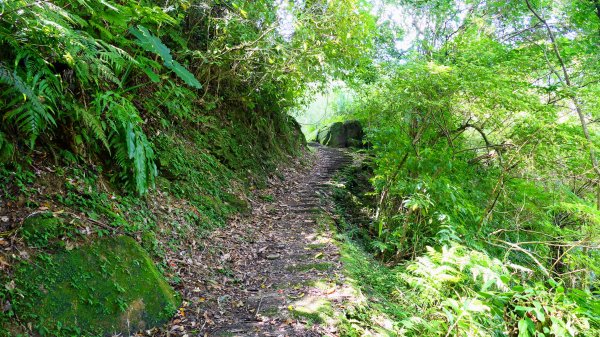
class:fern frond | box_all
[0,131,15,162]
[130,25,201,88]
[74,106,110,151]
[93,91,156,194]
[0,62,55,144]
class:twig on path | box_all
[255,295,264,317]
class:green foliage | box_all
[20,213,78,249]
[153,131,246,226]
[92,91,157,194]
[336,199,599,336]
[0,62,55,145]
[314,1,600,336]
[0,0,383,196]
[129,25,201,89]
[0,132,14,162]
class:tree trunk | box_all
[525,0,600,209]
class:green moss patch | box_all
[14,236,179,336]
[289,298,333,324]
[286,262,333,272]
[306,243,327,250]
[21,213,72,248]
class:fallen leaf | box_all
[0,256,8,268]
[203,311,213,324]
[266,253,280,260]
[288,292,305,300]
[5,280,15,291]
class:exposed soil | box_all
[154,144,354,337]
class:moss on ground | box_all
[21,212,69,248]
[306,243,327,250]
[13,235,179,336]
[286,262,333,272]
[289,298,333,324]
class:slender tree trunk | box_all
[594,0,600,36]
[525,0,600,209]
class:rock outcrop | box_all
[15,218,179,336]
[315,120,364,148]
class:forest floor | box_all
[156,144,358,337]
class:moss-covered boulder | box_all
[343,120,364,144]
[315,120,364,148]
[14,235,179,336]
[316,122,345,147]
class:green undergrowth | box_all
[329,153,600,337]
[305,208,404,336]
[153,130,247,223]
[317,208,409,336]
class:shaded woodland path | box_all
[157,144,355,337]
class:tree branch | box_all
[525,0,600,209]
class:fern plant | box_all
[92,91,157,195]
[0,132,14,162]
[0,62,56,146]
[0,0,159,194]
[398,242,598,336]
[130,25,201,89]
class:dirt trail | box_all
[159,144,354,337]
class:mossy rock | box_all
[316,120,364,148]
[316,122,345,147]
[14,236,179,336]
